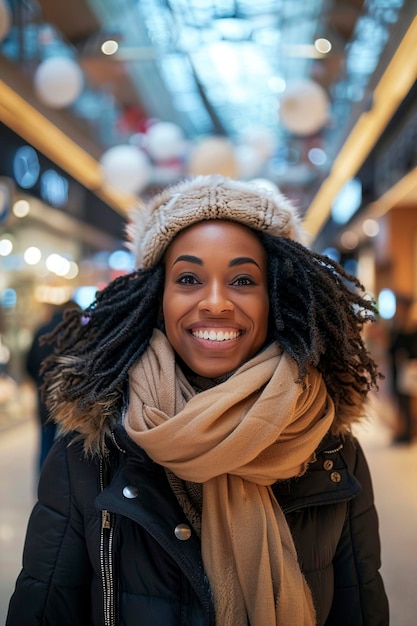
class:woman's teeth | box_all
[192,330,239,341]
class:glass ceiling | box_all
[86,0,407,177]
[0,0,409,213]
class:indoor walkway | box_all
[0,395,416,625]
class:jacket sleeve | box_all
[6,437,94,625]
[325,437,389,626]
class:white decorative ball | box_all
[235,145,264,178]
[100,145,152,195]
[279,79,329,136]
[34,57,84,109]
[188,136,238,178]
[146,122,185,161]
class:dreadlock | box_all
[259,234,381,426]
[42,233,380,435]
[42,265,164,411]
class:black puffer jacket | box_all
[7,424,388,626]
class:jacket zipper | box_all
[100,459,116,626]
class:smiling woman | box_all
[7,175,388,626]
[162,221,269,378]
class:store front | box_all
[0,122,130,428]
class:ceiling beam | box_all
[303,15,417,239]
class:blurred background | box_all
[0,0,416,623]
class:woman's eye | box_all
[177,274,200,285]
[232,276,254,286]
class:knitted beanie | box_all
[126,174,304,269]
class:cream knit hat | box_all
[127,175,304,269]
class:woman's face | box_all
[163,220,269,378]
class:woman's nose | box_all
[198,283,234,313]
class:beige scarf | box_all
[124,329,334,626]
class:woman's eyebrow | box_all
[173,254,203,266]
[229,257,261,269]
[172,254,261,269]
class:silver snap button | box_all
[174,524,192,541]
[123,485,139,499]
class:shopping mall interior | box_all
[0,0,417,623]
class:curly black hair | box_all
[258,234,380,425]
[41,234,381,431]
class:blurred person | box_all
[0,306,9,375]
[387,294,417,444]
[8,176,388,625]
[25,300,80,470]
[0,308,18,411]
